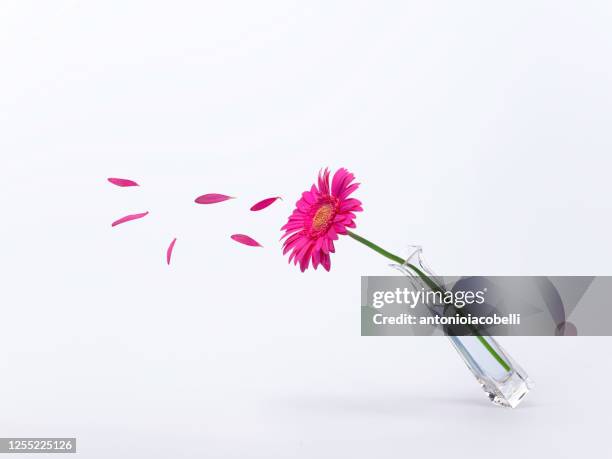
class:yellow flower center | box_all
[312,204,334,231]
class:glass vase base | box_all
[449,335,534,408]
[478,369,533,408]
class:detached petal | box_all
[108,177,139,187]
[231,234,262,247]
[111,211,149,227]
[195,194,234,204]
[250,197,281,211]
[166,238,177,265]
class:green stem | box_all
[347,230,511,372]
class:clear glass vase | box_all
[392,246,534,408]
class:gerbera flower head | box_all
[281,168,362,272]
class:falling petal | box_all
[250,196,282,211]
[166,238,177,265]
[108,177,139,187]
[195,193,234,204]
[111,211,149,227]
[231,234,262,247]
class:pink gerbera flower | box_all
[281,168,362,272]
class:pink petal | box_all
[166,238,177,265]
[195,193,234,204]
[250,196,281,211]
[108,177,139,187]
[321,252,331,271]
[111,211,149,227]
[339,198,363,212]
[317,168,330,195]
[231,234,262,247]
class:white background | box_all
[1,1,611,457]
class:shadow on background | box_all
[268,392,538,418]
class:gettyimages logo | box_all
[361,276,609,336]
[371,287,486,309]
